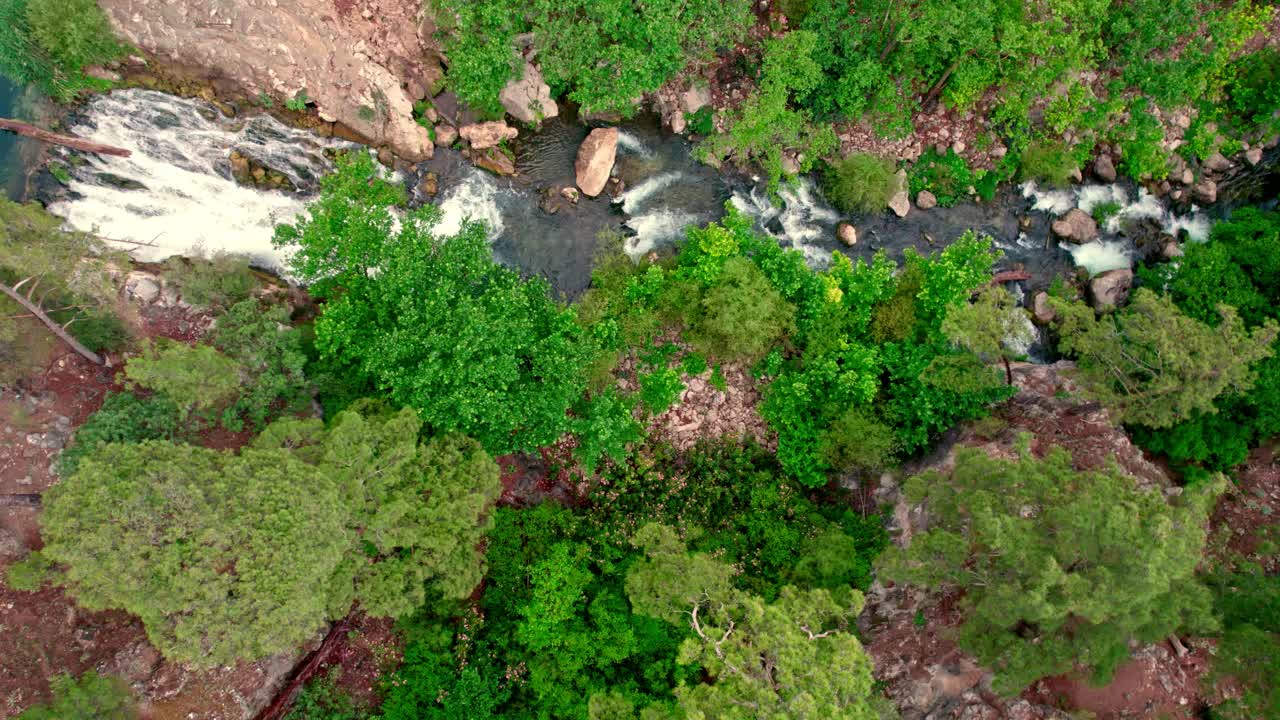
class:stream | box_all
[25,89,1253,296]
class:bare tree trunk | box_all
[0,282,103,365]
[1003,356,1013,385]
[0,118,132,157]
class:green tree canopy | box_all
[625,523,879,719]
[1053,288,1278,429]
[879,442,1223,693]
[276,153,596,454]
[16,671,137,720]
[123,339,244,420]
[38,440,350,667]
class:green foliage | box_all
[816,408,896,474]
[700,31,838,190]
[57,391,181,476]
[686,106,714,135]
[638,366,683,414]
[16,672,137,720]
[908,149,972,207]
[436,0,751,115]
[1091,200,1122,226]
[277,153,595,455]
[823,153,899,214]
[210,298,310,431]
[285,89,309,112]
[285,669,369,720]
[1113,101,1168,180]
[1225,48,1280,132]
[688,256,796,362]
[1205,562,1280,720]
[124,339,243,420]
[0,0,122,101]
[571,389,643,475]
[941,285,1034,380]
[879,444,1223,694]
[5,550,53,591]
[626,524,879,719]
[163,253,258,310]
[1053,288,1278,429]
[40,440,350,667]
[1018,140,1078,187]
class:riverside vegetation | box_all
[0,1,1278,719]
[1,150,1276,719]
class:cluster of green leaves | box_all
[161,253,259,310]
[284,668,370,720]
[1126,209,1280,471]
[123,338,243,420]
[1204,559,1280,720]
[880,442,1223,694]
[276,153,596,455]
[700,31,839,190]
[907,149,973,207]
[56,391,182,476]
[24,404,501,667]
[15,671,137,720]
[209,298,310,431]
[434,0,751,116]
[0,0,124,101]
[377,433,889,719]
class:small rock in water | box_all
[837,222,857,246]
[1051,208,1098,243]
[418,172,439,198]
[916,190,937,210]
[1181,169,1195,186]
[575,127,618,197]
[473,147,516,176]
[560,186,580,204]
[1192,178,1217,204]
[1203,152,1231,173]
[434,123,458,147]
[376,148,394,167]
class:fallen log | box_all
[0,494,42,508]
[0,282,104,365]
[0,118,131,157]
[253,617,352,720]
[991,269,1032,285]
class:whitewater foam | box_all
[434,168,507,239]
[618,171,684,214]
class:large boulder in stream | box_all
[500,62,558,124]
[1051,208,1098,243]
[575,127,618,197]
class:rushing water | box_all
[38,88,1235,296]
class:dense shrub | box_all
[822,153,899,214]
[16,671,136,720]
[123,339,243,420]
[163,253,258,310]
[1018,139,1079,187]
[210,298,310,431]
[57,391,182,476]
[908,149,973,207]
[0,0,123,101]
[688,256,797,362]
[880,443,1223,694]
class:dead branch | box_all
[0,281,103,365]
[0,118,132,157]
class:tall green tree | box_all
[879,442,1223,693]
[36,440,350,667]
[276,153,595,455]
[1053,288,1278,428]
[942,285,1034,384]
[625,524,879,719]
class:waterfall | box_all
[616,129,653,157]
[434,167,508,238]
[730,178,838,265]
[45,89,355,269]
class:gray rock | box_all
[1089,268,1133,312]
[1050,208,1099,243]
[1093,154,1117,183]
[125,272,162,304]
[0,526,26,560]
[1192,178,1217,204]
[459,121,518,150]
[1246,147,1264,166]
[916,190,937,209]
[499,62,558,124]
[680,83,712,115]
[888,191,910,218]
[1204,152,1231,173]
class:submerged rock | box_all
[575,127,618,197]
[1093,154,1117,183]
[472,147,516,176]
[837,222,857,246]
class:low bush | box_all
[123,339,243,420]
[164,253,259,310]
[16,671,137,720]
[908,149,973,207]
[1018,140,1078,187]
[57,391,182,476]
[822,153,899,214]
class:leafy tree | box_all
[626,524,879,719]
[123,339,243,421]
[277,153,595,454]
[256,406,502,616]
[37,440,350,667]
[570,389,644,475]
[436,0,752,115]
[879,443,1223,693]
[688,256,797,362]
[16,671,137,720]
[1053,289,1278,429]
[0,0,122,100]
[942,285,1034,384]
[701,31,838,190]
[284,668,370,720]
[210,298,311,431]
